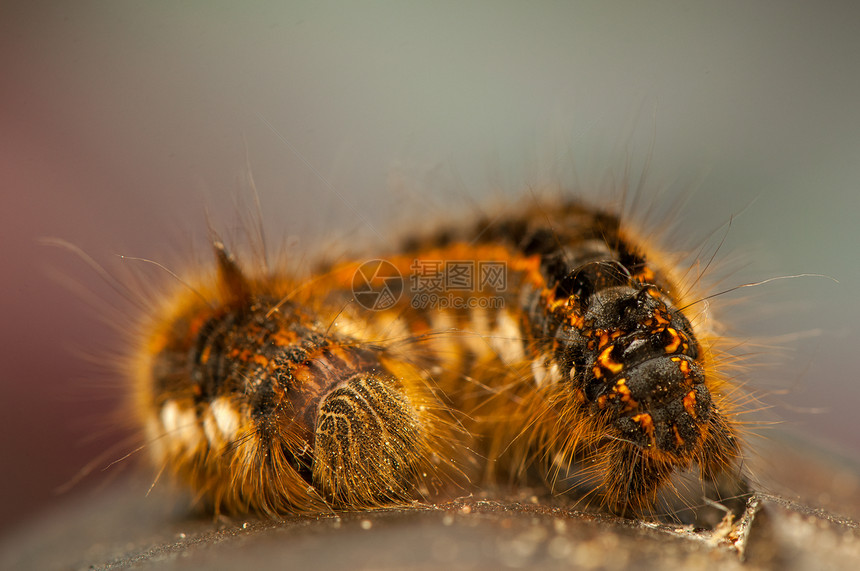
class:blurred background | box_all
[2,1,858,534]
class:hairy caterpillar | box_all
[123,188,752,522]
[321,195,752,520]
[132,239,461,516]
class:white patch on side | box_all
[160,400,182,435]
[211,397,240,442]
[160,400,203,451]
[464,306,493,357]
[331,314,369,340]
[531,354,560,388]
[531,359,547,387]
[203,411,219,447]
[490,310,525,364]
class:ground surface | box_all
[2,436,859,570]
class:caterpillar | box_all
[321,195,752,521]
[132,239,462,516]
[127,191,751,523]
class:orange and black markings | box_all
[133,196,750,521]
[321,199,750,517]
[135,243,458,516]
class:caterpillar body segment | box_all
[321,198,750,518]
[135,242,460,516]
